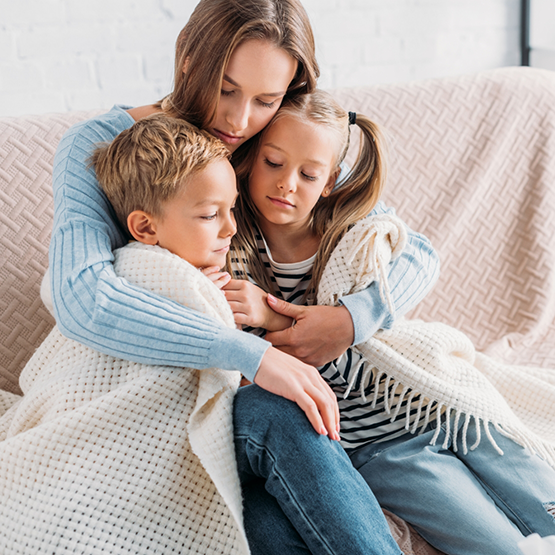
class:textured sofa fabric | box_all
[3,67,555,396]
[1,67,555,554]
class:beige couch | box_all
[1,66,555,553]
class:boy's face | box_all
[152,159,238,269]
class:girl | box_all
[227,89,555,555]
[47,0,438,553]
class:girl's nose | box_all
[277,173,296,192]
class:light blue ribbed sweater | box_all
[50,105,440,381]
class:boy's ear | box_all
[127,210,159,245]
[321,167,341,198]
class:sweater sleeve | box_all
[339,201,440,345]
[50,107,269,382]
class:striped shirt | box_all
[232,231,435,452]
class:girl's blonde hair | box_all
[159,0,319,133]
[232,89,387,299]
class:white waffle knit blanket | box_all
[0,242,248,555]
[317,215,555,466]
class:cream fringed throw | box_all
[0,242,249,555]
[317,214,555,467]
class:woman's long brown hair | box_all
[158,0,319,133]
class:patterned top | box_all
[232,231,434,453]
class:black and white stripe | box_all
[231,233,430,452]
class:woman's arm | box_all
[51,108,268,380]
[265,201,440,366]
[49,108,340,436]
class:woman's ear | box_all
[182,56,190,75]
[127,210,159,245]
[321,167,341,197]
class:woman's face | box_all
[208,39,298,152]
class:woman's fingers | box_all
[255,347,341,440]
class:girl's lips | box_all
[212,129,243,145]
[268,196,295,208]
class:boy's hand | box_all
[255,346,341,441]
[223,279,292,331]
[201,266,232,289]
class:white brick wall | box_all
[0,0,521,117]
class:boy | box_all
[92,113,237,289]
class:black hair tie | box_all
[348,111,357,125]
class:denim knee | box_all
[233,384,316,442]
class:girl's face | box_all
[208,39,298,152]
[248,115,338,231]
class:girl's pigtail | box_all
[309,115,387,298]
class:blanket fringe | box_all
[351,368,555,468]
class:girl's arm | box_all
[265,201,440,366]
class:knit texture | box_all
[318,215,555,466]
[0,242,248,555]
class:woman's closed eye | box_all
[257,98,277,109]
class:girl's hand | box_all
[223,279,293,331]
[201,266,232,290]
[265,295,355,367]
[255,345,341,441]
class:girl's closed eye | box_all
[301,171,318,182]
[264,157,281,168]
[201,212,217,221]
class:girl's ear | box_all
[127,210,159,245]
[321,167,341,197]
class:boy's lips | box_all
[268,196,295,208]
[212,129,243,145]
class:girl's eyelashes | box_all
[301,172,318,182]
[201,213,217,221]
[263,157,281,168]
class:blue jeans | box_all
[233,385,403,555]
[349,416,555,555]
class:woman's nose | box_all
[226,100,249,133]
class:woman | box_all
[48,0,439,552]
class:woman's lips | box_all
[212,129,243,145]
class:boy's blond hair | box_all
[92,113,230,233]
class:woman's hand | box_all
[201,266,232,289]
[255,345,341,440]
[223,279,293,331]
[265,295,355,367]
